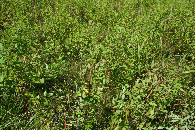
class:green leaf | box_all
[182,70,195,73]
[122,94,125,100]
[44,91,47,96]
[44,98,48,105]
[149,102,157,106]
[158,126,165,129]
[138,122,145,128]
[146,107,154,116]
[122,127,126,130]
[0,43,3,50]
[0,75,4,82]
[40,78,44,83]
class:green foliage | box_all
[0,0,194,129]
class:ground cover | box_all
[0,0,194,129]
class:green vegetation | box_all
[0,0,194,129]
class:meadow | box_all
[0,0,194,129]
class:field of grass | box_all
[0,0,194,129]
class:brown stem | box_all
[64,115,66,129]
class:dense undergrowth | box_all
[0,0,194,129]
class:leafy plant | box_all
[0,0,194,129]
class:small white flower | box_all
[98,87,103,91]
